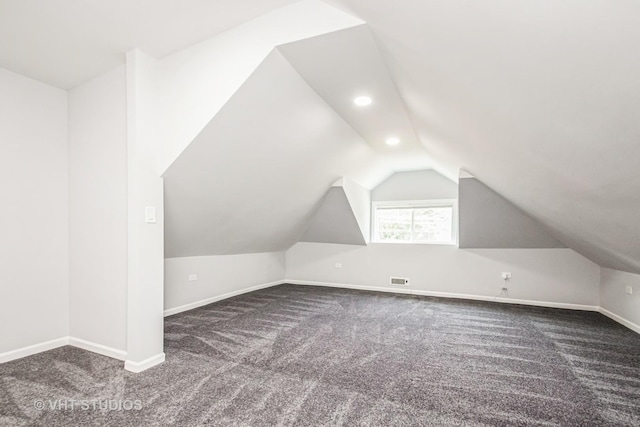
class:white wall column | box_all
[124,50,165,372]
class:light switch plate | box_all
[145,206,156,223]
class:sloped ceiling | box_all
[165,2,639,270]
[277,25,437,176]
[6,0,635,270]
[164,24,435,258]
[323,0,640,273]
[163,50,396,257]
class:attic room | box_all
[1,1,639,426]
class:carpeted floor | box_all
[1,284,639,426]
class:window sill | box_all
[371,241,458,246]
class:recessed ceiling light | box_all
[386,137,401,146]
[353,96,372,106]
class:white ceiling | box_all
[3,0,639,271]
[0,0,295,89]
[277,25,435,176]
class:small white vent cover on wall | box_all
[390,277,409,286]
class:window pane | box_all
[376,208,412,241]
[413,207,453,242]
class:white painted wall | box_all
[288,170,599,308]
[165,252,286,314]
[68,66,128,353]
[600,268,640,329]
[286,243,600,307]
[0,68,69,353]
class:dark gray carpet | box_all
[1,284,639,426]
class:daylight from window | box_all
[374,203,455,244]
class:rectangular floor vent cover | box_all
[390,277,409,286]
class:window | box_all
[372,200,457,244]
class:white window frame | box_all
[371,199,458,245]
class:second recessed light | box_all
[386,137,401,146]
[354,96,372,106]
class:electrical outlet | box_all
[335,263,342,268]
[626,286,633,295]
[501,272,512,280]
[188,274,198,281]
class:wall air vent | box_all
[390,277,409,286]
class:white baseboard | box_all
[286,279,599,311]
[124,353,165,373]
[287,279,413,295]
[0,336,127,364]
[164,280,286,317]
[2,283,636,366]
[412,289,599,311]
[599,307,640,334]
[0,337,69,364]
[68,337,127,361]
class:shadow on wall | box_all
[458,177,565,249]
